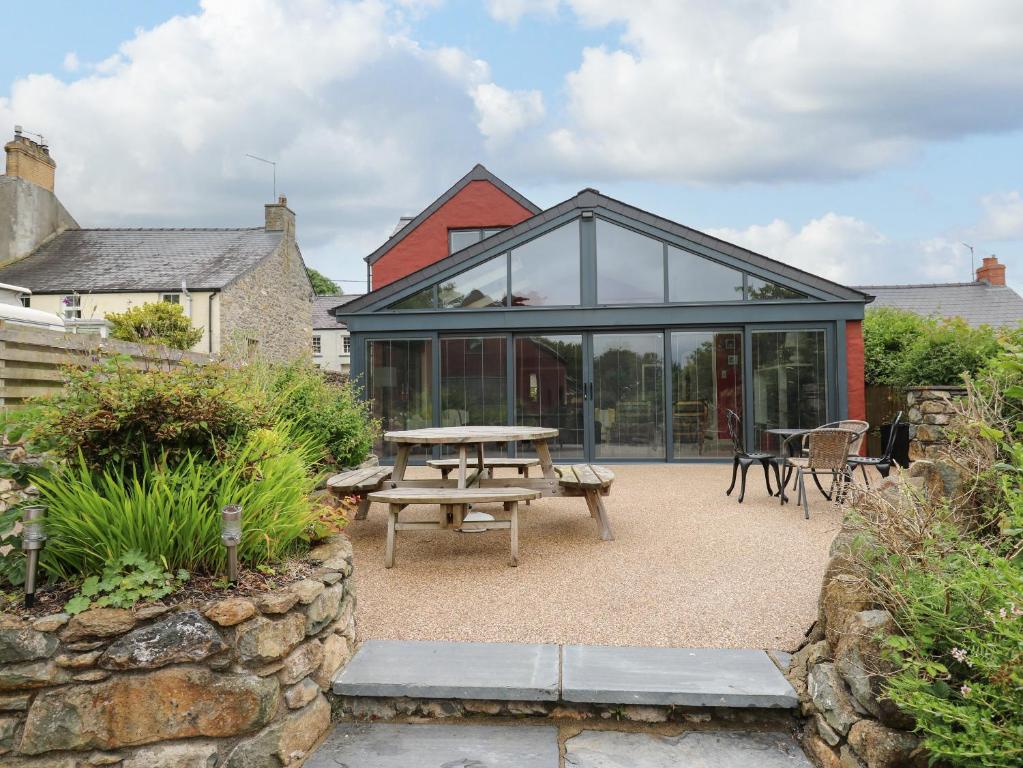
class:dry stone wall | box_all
[906,386,966,461]
[0,535,355,767]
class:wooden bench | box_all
[426,456,540,480]
[326,466,393,520]
[366,487,541,568]
[555,464,616,541]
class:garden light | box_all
[21,505,47,608]
[220,504,242,583]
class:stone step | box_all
[333,639,561,701]
[305,723,811,768]
[562,645,799,708]
[333,640,797,709]
[305,722,560,768]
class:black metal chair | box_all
[848,411,903,485]
[725,410,781,503]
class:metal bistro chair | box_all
[848,411,903,485]
[725,410,781,503]
[779,428,854,519]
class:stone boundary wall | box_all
[0,535,355,767]
[906,385,966,461]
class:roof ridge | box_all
[72,227,266,232]
[855,282,984,289]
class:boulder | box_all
[0,659,70,690]
[847,720,919,768]
[205,598,257,627]
[815,713,841,746]
[786,639,829,710]
[308,536,352,565]
[31,614,69,633]
[305,585,343,636]
[835,610,910,729]
[19,665,279,753]
[808,662,864,736]
[0,616,58,663]
[236,613,306,665]
[99,611,227,670]
[253,592,299,615]
[62,609,135,642]
[312,633,351,690]
[278,639,324,686]
[224,695,330,767]
[803,732,841,768]
[819,557,873,647]
[121,741,220,768]
[289,580,325,605]
[284,678,321,709]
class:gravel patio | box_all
[348,464,846,650]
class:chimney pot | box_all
[265,194,295,237]
[975,255,1006,286]
[4,130,56,191]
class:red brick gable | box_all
[371,180,536,289]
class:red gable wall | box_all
[371,180,536,289]
[845,319,866,453]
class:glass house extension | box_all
[340,187,873,463]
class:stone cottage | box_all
[0,129,313,360]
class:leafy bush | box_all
[64,551,190,614]
[256,362,378,468]
[33,427,318,579]
[306,268,340,295]
[6,355,264,471]
[863,308,1000,388]
[106,301,204,350]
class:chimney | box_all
[4,127,56,192]
[976,255,1006,286]
[264,194,295,237]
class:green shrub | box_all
[6,355,264,471]
[64,551,190,615]
[106,301,205,350]
[33,427,317,579]
[256,362,378,468]
[863,307,929,386]
[306,268,340,295]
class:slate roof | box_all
[854,282,1023,328]
[313,294,361,329]
[343,187,870,314]
[0,228,283,293]
[364,164,541,266]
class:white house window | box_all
[449,227,506,254]
[161,293,181,304]
[19,295,30,308]
[61,294,81,320]
[342,336,351,355]
[313,335,322,355]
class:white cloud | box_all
[472,83,545,145]
[0,0,529,286]
[708,213,971,287]
[543,1,1023,182]
[486,0,560,25]
[978,191,1023,240]
[62,52,80,73]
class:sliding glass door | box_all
[440,336,508,456]
[670,331,742,458]
[514,334,585,460]
[751,329,828,451]
[367,338,433,460]
[592,332,665,460]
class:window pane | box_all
[671,331,743,458]
[746,277,805,300]
[449,230,481,254]
[510,223,580,306]
[596,220,664,304]
[668,247,744,302]
[515,335,584,461]
[482,228,505,238]
[437,256,508,309]
[368,339,433,460]
[389,287,435,309]
[751,330,827,451]
[441,337,508,456]
[593,333,665,459]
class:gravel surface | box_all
[349,464,845,650]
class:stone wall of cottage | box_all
[788,462,963,768]
[0,536,355,767]
[905,385,967,461]
[219,236,313,364]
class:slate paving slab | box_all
[561,645,799,707]
[564,729,813,768]
[306,723,560,768]
[333,639,560,700]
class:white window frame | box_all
[312,335,322,355]
[61,294,81,320]
[160,293,181,304]
[342,335,351,355]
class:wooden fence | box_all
[864,384,905,455]
[0,321,209,410]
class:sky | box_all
[1,0,1022,295]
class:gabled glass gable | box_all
[386,215,810,310]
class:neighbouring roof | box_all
[364,164,541,266]
[0,228,284,293]
[343,187,871,314]
[313,294,362,329]
[854,281,1023,328]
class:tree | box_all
[306,268,341,295]
[106,302,204,350]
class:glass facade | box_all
[747,277,805,300]
[440,337,508,456]
[671,331,743,457]
[751,330,828,451]
[437,257,508,308]
[510,223,581,306]
[668,247,744,303]
[593,333,665,459]
[596,220,664,304]
[367,339,433,459]
[514,335,584,460]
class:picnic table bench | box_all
[367,486,541,568]
[426,456,540,479]
[326,466,393,520]
[555,464,616,541]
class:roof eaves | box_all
[364,164,542,266]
